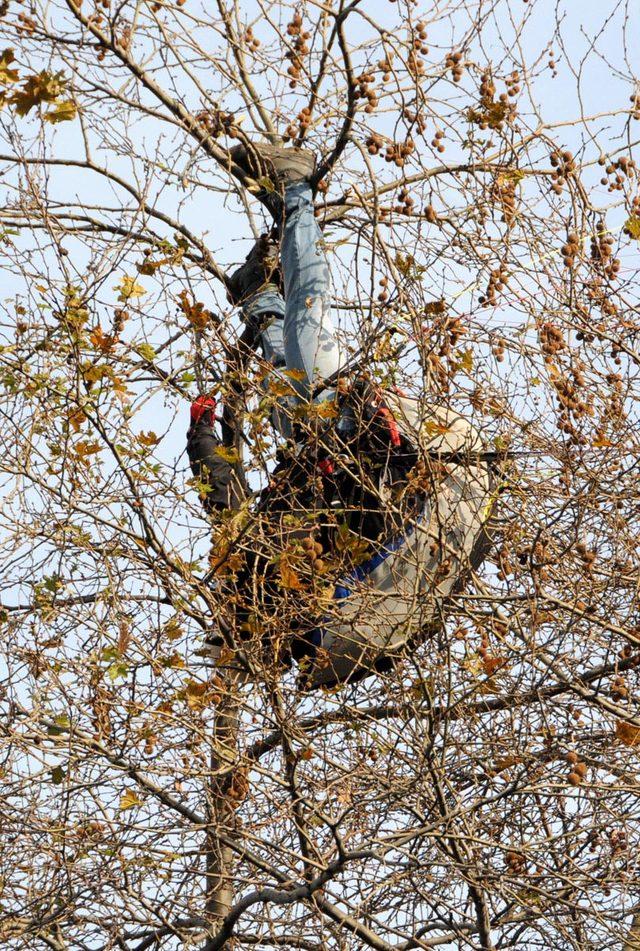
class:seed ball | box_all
[567,772,582,786]
[566,751,579,764]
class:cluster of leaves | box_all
[0,49,77,122]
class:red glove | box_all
[190,395,217,425]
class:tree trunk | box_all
[204,668,241,940]
[203,309,250,942]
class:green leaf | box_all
[136,343,156,362]
[47,713,70,736]
[43,573,62,593]
[107,661,128,682]
[50,764,66,784]
[44,100,77,124]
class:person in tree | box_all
[188,144,493,688]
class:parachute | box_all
[192,389,495,690]
[301,392,494,688]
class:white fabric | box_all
[306,396,493,687]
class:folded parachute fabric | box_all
[301,393,494,689]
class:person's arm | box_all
[187,396,244,513]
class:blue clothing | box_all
[242,182,343,433]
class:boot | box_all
[230,141,316,212]
[227,233,281,306]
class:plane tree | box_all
[1,1,639,948]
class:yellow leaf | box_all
[177,291,210,329]
[162,617,183,641]
[423,420,450,436]
[424,299,447,315]
[462,654,484,676]
[44,100,77,124]
[457,349,474,373]
[136,343,156,362]
[482,492,498,522]
[268,378,296,397]
[10,70,66,116]
[592,436,612,448]
[75,439,102,459]
[497,168,525,185]
[68,409,86,432]
[119,789,142,810]
[335,522,370,563]
[278,557,303,590]
[214,445,239,464]
[624,216,640,241]
[255,175,275,193]
[0,49,20,86]
[115,276,146,302]
[615,720,640,747]
[283,367,307,381]
[60,285,89,329]
[112,376,131,400]
[90,325,117,352]
[137,430,159,448]
[312,399,339,420]
[84,364,111,383]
